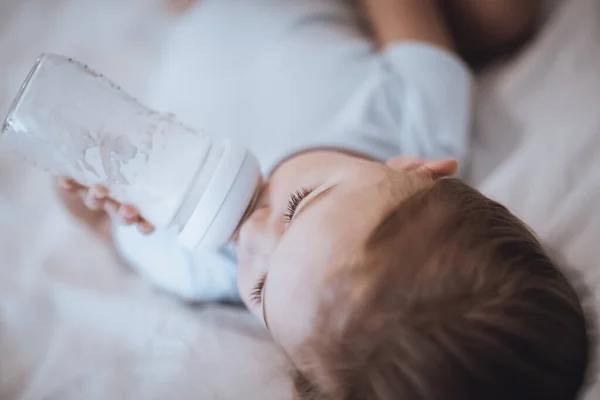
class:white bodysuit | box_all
[114,0,474,301]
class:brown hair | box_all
[293,178,590,400]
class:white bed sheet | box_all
[471,0,600,395]
[0,0,598,398]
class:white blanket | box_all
[0,0,598,398]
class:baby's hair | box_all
[293,178,591,400]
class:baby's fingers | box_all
[117,204,141,225]
[137,220,155,235]
[56,177,83,192]
[116,204,155,235]
[104,200,136,224]
[103,199,119,218]
[103,200,137,224]
[103,200,154,235]
[83,184,109,211]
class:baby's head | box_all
[236,151,590,399]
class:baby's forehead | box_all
[302,174,433,264]
[319,178,438,286]
[268,171,437,328]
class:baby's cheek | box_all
[239,206,284,259]
[237,208,267,251]
[235,215,269,304]
[236,259,254,308]
[235,268,265,322]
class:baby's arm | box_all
[359,0,454,51]
[360,0,538,64]
[332,0,471,169]
[347,0,537,168]
[442,0,539,65]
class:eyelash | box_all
[283,187,313,222]
[250,274,267,305]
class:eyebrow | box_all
[260,184,337,329]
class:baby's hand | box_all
[167,0,198,13]
[55,177,155,235]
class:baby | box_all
[57,0,590,399]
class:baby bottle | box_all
[1,54,262,249]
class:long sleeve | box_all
[279,42,474,176]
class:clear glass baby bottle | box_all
[1,54,262,249]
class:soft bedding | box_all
[0,0,598,398]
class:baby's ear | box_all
[386,156,424,171]
[423,158,458,177]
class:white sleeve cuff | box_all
[113,224,240,302]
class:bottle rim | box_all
[1,53,47,135]
[177,142,262,249]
